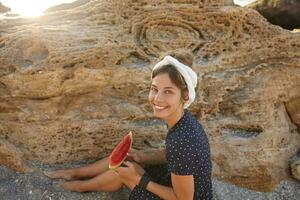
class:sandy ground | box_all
[0,162,299,200]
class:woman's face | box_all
[148,73,184,122]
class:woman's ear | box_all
[182,90,189,101]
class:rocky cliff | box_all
[0,0,299,192]
[248,0,300,30]
[0,2,10,13]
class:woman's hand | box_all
[126,150,146,164]
[116,161,145,185]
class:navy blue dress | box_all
[129,109,212,200]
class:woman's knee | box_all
[120,178,137,191]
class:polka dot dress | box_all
[129,109,212,200]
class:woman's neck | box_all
[166,108,185,129]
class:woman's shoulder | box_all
[167,109,207,142]
[180,110,206,134]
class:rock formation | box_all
[290,150,300,181]
[291,160,300,181]
[247,0,300,30]
[0,0,299,192]
[0,2,10,13]
[0,139,27,172]
[44,0,90,13]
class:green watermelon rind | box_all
[109,131,133,170]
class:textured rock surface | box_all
[45,0,91,13]
[0,0,300,192]
[291,158,300,181]
[0,2,10,13]
[0,139,27,172]
[247,0,300,30]
[291,151,300,181]
[224,0,234,6]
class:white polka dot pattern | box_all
[166,109,212,200]
[129,109,212,200]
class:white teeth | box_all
[155,105,166,110]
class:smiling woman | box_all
[1,0,76,17]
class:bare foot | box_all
[44,170,75,181]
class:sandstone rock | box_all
[45,0,90,13]
[247,0,300,30]
[224,0,234,6]
[194,0,234,7]
[285,97,300,132]
[291,160,300,181]
[292,29,300,34]
[0,139,27,172]
[0,2,10,13]
[290,151,300,181]
[0,0,299,192]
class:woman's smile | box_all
[148,73,184,128]
[153,104,169,110]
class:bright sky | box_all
[1,0,257,18]
[234,0,257,6]
[1,0,76,17]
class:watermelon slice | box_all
[109,131,133,170]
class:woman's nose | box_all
[154,92,164,102]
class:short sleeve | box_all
[167,135,208,176]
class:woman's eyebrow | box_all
[151,85,175,90]
[164,86,175,90]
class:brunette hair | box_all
[151,51,194,100]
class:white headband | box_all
[151,55,197,108]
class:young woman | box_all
[45,53,213,200]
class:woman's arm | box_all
[143,149,166,164]
[145,173,194,200]
[128,149,166,165]
[117,162,194,200]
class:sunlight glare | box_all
[12,3,46,17]
[1,0,76,18]
[233,0,257,7]
[1,0,257,18]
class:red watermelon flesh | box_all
[109,131,133,170]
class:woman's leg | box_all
[44,157,109,180]
[60,169,136,192]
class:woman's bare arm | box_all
[144,173,194,200]
[128,149,166,165]
[142,149,166,165]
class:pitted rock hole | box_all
[17,38,49,69]
[222,127,262,139]
[20,60,33,69]
[285,97,300,132]
[133,17,202,55]
[116,53,150,68]
[0,81,10,95]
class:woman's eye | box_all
[150,87,157,92]
[165,90,173,94]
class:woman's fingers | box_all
[123,161,133,167]
[128,148,138,153]
[115,167,123,175]
[127,153,137,161]
[112,169,119,176]
[126,152,133,158]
